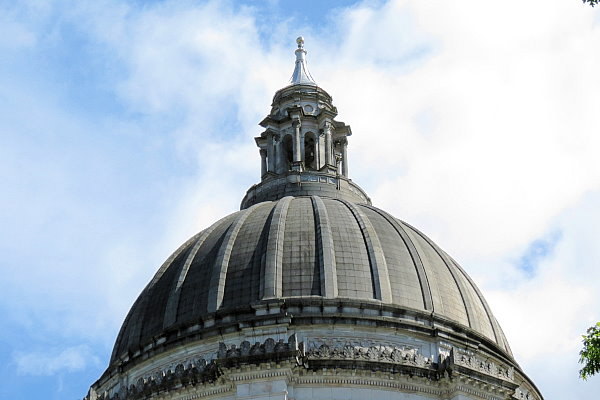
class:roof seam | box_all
[112,231,204,363]
[262,197,292,299]
[162,213,236,329]
[311,196,338,298]
[445,253,506,352]
[361,205,434,312]
[336,199,392,302]
[399,222,477,334]
[207,202,268,313]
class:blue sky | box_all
[2,1,600,399]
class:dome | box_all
[87,38,542,400]
[112,196,511,365]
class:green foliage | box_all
[580,322,600,380]
[583,0,599,7]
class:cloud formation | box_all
[2,0,600,398]
[14,345,99,376]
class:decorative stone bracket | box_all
[216,334,303,367]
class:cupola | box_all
[246,38,361,208]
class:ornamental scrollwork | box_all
[305,340,431,368]
[451,348,514,382]
[85,336,302,400]
[85,357,221,400]
[514,384,541,400]
[216,334,301,361]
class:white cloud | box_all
[14,345,99,376]
[316,0,600,262]
[486,190,600,397]
[2,0,600,398]
[309,3,600,396]
[60,0,600,391]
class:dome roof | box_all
[111,195,511,365]
[90,39,544,400]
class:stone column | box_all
[342,138,348,177]
[292,120,302,163]
[260,149,267,177]
[324,122,333,166]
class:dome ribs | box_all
[110,199,512,365]
[112,231,204,363]
[310,196,338,298]
[222,201,274,308]
[162,215,232,329]
[262,196,292,299]
[401,222,481,337]
[178,221,233,321]
[281,197,319,296]
[398,224,451,320]
[447,255,507,353]
[362,205,434,312]
[207,203,265,313]
[447,257,498,344]
[323,200,372,299]
[337,199,392,303]
[110,288,147,363]
[94,35,546,400]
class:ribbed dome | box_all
[90,38,544,400]
[111,196,511,364]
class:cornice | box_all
[87,334,540,400]
[104,297,519,381]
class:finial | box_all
[290,36,316,85]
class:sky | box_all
[1,0,600,398]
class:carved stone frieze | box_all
[85,357,221,400]
[216,334,302,366]
[451,348,514,383]
[305,338,432,369]
[515,384,541,400]
[85,336,301,400]
[84,337,534,400]
[136,350,215,385]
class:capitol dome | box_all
[111,197,512,364]
[87,38,542,400]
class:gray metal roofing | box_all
[111,196,510,363]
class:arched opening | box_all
[304,132,316,170]
[280,134,293,172]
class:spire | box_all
[290,36,316,85]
